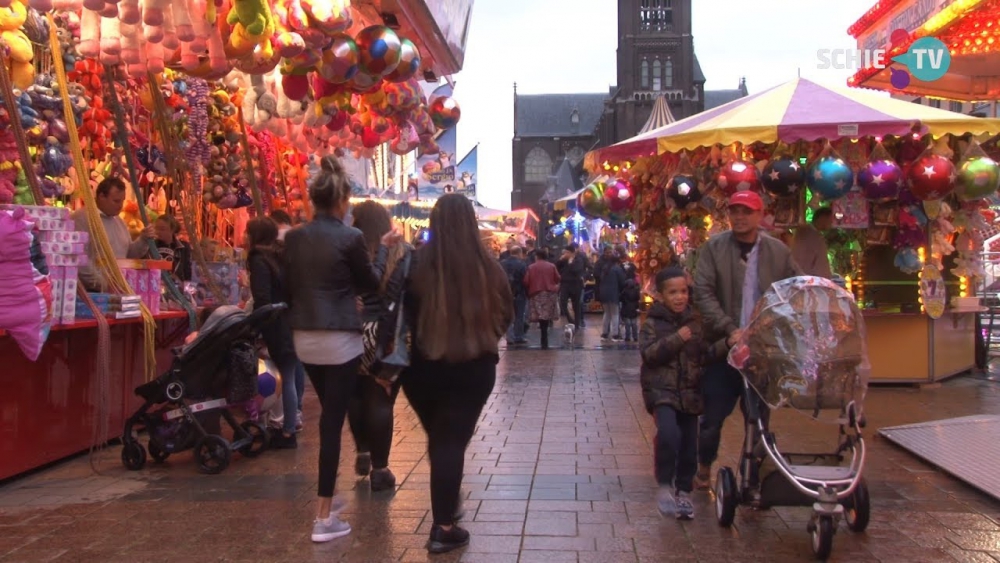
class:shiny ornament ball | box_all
[384,39,421,83]
[858,159,903,200]
[666,174,702,208]
[956,156,1000,201]
[603,179,635,213]
[907,154,957,201]
[256,359,282,413]
[317,34,359,84]
[716,160,760,196]
[348,71,382,93]
[354,25,402,77]
[577,182,608,218]
[807,156,855,201]
[429,96,461,130]
[762,157,806,198]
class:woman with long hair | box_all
[403,194,513,553]
[524,247,561,349]
[346,200,410,491]
[245,216,300,448]
[284,156,401,542]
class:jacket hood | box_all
[647,301,692,322]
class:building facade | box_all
[892,94,998,117]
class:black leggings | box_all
[348,376,401,470]
[402,357,496,526]
[305,358,360,498]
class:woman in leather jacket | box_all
[284,156,401,543]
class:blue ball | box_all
[807,157,855,201]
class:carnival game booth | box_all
[847,0,1000,102]
[587,77,1000,384]
[0,0,470,480]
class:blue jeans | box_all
[698,361,769,467]
[622,317,638,340]
[654,405,699,492]
[293,361,305,412]
[276,356,301,435]
[507,294,527,342]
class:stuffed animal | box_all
[299,0,350,35]
[227,0,273,37]
[0,0,35,89]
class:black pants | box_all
[348,376,401,470]
[559,283,583,327]
[305,358,360,498]
[654,405,698,492]
[538,320,551,349]
[698,361,770,467]
[402,357,496,526]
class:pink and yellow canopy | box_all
[589,78,1000,164]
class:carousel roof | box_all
[638,95,676,134]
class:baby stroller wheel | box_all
[715,466,738,528]
[844,478,871,533]
[811,515,834,560]
[237,421,270,458]
[121,442,147,471]
[148,440,170,463]
[194,435,232,474]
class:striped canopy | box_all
[639,95,676,133]
[590,78,1000,162]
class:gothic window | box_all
[571,109,580,124]
[640,0,672,30]
[524,147,553,184]
[664,59,673,88]
[566,146,585,166]
[652,59,662,91]
[640,60,649,89]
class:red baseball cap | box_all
[728,191,764,212]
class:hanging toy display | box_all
[384,39,421,83]
[603,179,635,213]
[577,182,608,218]
[666,174,702,208]
[907,153,956,201]
[428,95,461,130]
[807,156,854,201]
[857,159,903,200]
[956,156,1000,201]
[715,160,760,197]
[761,156,805,198]
[354,25,402,77]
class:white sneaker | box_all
[676,491,695,520]
[311,514,351,542]
[657,486,676,516]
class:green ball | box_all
[578,182,608,218]
[958,156,1000,200]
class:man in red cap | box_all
[692,190,800,490]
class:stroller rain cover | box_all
[728,276,871,419]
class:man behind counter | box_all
[72,177,153,292]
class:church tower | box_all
[613,0,705,141]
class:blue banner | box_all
[454,145,477,199]
[414,84,457,199]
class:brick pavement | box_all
[1,328,1000,562]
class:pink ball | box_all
[603,180,635,213]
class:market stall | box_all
[587,77,1000,384]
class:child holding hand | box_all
[639,267,736,519]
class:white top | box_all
[293,330,363,366]
[792,225,833,279]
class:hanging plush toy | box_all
[0,0,36,89]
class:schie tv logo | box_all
[817,29,951,89]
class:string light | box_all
[917,246,927,313]
[960,276,970,297]
[848,0,907,37]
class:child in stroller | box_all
[121,304,286,474]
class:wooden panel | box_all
[931,313,976,381]
[865,314,930,382]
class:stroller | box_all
[121,304,286,474]
[716,277,870,560]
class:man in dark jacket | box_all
[556,243,589,329]
[597,253,627,340]
[500,246,529,345]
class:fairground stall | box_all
[0,0,471,480]
[588,77,1000,384]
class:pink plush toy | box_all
[78,8,101,58]
[0,207,53,362]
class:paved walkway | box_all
[2,338,1000,562]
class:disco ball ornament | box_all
[384,39,421,83]
[956,156,1000,200]
[807,156,855,201]
[716,160,760,196]
[857,159,903,200]
[429,96,461,130]
[354,25,402,77]
[603,179,635,213]
[666,175,702,208]
[761,157,806,197]
[577,182,608,218]
[907,154,957,201]
[317,34,359,84]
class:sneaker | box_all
[426,525,470,554]
[656,486,676,516]
[675,491,695,520]
[268,429,297,449]
[295,410,304,431]
[355,452,371,476]
[370,468,397,492]
[694,464,711,490]
[311,514,351,542]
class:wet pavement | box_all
[1,320,1000,562]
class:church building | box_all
[511,0,748,211]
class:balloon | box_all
[577,182,608,218]
[348,71,382,93]
[907,154,956,200]
[761,157,806,198]
[325,111,348,131]
[317,34,359,84]
[256,359,282,413]
[807,156,854,201]
[390,122,419,155]
[604,179,635,212]
[666,174,702,208]
[429,96,461,129]
[354,25,401,77]
[384,39,421,83]
[956,156,1000,201]
[361,126,381,148]
[281,73,310,101]
[858,159,903,200]
[716,160,760,196]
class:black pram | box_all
[121,304,285,474]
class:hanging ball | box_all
[384,39,421,83]
[603,179,635,213]
[354,25,402,77]
[907,153,957,201]
[761,156,806,198]
[577,182,608,218]
[666,174,702,208]
[317,34,359,84]
[716,160,760,197]
[428,96,461,130]
[858,159,903,200]
[956,156,1000,201]
[807,156,855,201]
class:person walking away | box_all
[347,200,410,491]
[556,244,589,329]
[500,246,529,345]
[271,209,295,241]
[73,177,152,291]
[245,216,300,448]
[598,251,627,340]
[524,247,561,349]
[692,190,800,490]
[640,267,736,519]
[275,208,306,428]
[620,277,641,342]
[153,214,193,282]
[285,156,400,542]
[524,238,537,265]
[792,207,834,279]
[401,194,513,553]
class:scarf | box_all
[740,238,761,328]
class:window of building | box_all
[570,109,580,124]
[640,59,649,89]
[524,147,553,184]
[664,59,673,88]
[949,100,963,113]
[640,0,672,31]
[652,59,662,91]
[930,99,942,109]
[566,146,585,166]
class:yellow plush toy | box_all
[0,0,34,89]
[227,0,274,37]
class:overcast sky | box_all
[453,0,878,210]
